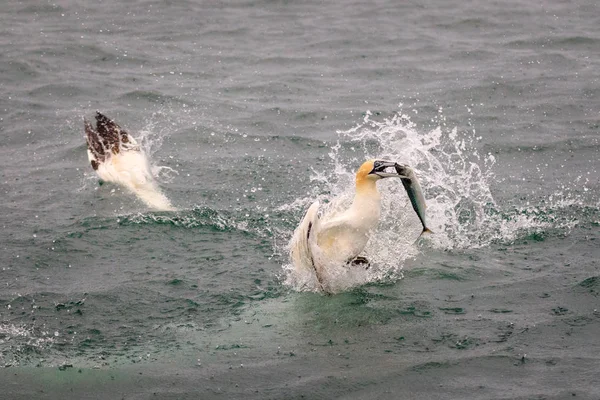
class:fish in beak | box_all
[394,163,432,236]
[368,160,403,179]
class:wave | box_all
[505,36,600,50]
[75,206,277,240]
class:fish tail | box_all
[420,227,434,237]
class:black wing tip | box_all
[84,118,96,140]
[84,113,106,166]
[95,111,115,125]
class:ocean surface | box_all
[1,0,599,398]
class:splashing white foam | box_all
[281,107,587,293]
[0,323,56,366]
[332,110,506,250]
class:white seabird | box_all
[289,159,404,292]
[84,112,175,211]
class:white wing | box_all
[290,201,325,286]
[314,215,355,248]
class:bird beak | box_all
[369,160,401,178]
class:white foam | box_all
[281,107,583,292]
[0,322,55,365]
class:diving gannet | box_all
[85,112,175,211]
[289,160,407,292]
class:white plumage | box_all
[289,160,401,292]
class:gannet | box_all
[289,160,406,292]
[84,112,175,211]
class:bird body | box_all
[290,160,401,291]
[314,173,382,264]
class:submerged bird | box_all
[289,159,408,291]
[84,112,174,211]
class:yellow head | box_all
[355,159,399,191]
[355,160,377,185]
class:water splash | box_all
[281,107,594,293]
[329,109,502,250]
[0,322,56,367]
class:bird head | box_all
[356,159,400,184]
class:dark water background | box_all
[1,0,599,398]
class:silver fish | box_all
[394,163,433,236]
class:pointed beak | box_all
[369,160,401,178]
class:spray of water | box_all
[280,106,593,293]
[0,322,56,366]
